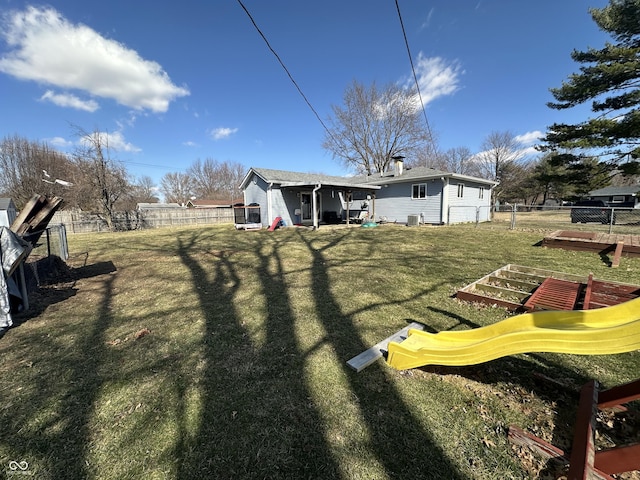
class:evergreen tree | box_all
[540,0,640,176]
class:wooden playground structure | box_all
[509,378,640,479]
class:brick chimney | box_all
[393,155,405,176]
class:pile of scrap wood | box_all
[11,195,63,245]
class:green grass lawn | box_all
[1,223,639,479]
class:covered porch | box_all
[272,181,381,229]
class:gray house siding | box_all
[243,173,269,225]
[375,179,442,224]
[447,180,491,223]
[245,181,350,227]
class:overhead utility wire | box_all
[394,0,437,156]
[236,0,334,140]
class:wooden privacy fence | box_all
[52,208,235,233]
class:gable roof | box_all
[241,166,496,190]
[242,167,380,190]
[353,166,498,186]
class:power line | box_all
[394,0,437,156]
[236,0,334,140]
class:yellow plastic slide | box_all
[386,297,640,370]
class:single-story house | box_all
[588,185,640,207]
[239,158,498,228]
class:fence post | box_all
[608,207,615,234]
[510,204,517,230]
[59,224,69,260]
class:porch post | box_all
[312,184,321,229]
[371,193,376,222]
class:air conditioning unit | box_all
[407,214,420,226]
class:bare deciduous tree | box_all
[323,80,434,175]
[160,172,193,205]
[475,131,525,181]
[214,161,245,202]
[474,131,527,203]
[0,135,75,208]
[72,127,129,229]
[134,176,159,203]
[188,158,219,199]
[117,175,159,210]
[188,158,245,201]
[421,146,475,175]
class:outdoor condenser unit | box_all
[407,214,420,226]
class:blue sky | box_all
[0,1,611,189]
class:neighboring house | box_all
[239,159,497,228]
[588,185,640,207]
[136,203,184,210]
[186,198,242,208]
[0,198,17,228]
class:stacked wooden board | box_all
[11,195,63,244]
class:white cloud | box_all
[210,127,238,140]
[80,130,141,153]
[519,145,539,157]
[40,90,99,112]
[46,136,74,148]
[103,131,141,152]
[0,6,189,112]
[406,54,463,109]
[183,141,199,147]
[514,130,543,146]
[420,8,435,30]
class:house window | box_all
[479,187,484,199]
[412,183,426,199]
[612,195,625,203]
[457,184,464,198]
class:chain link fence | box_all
[26,224,69,261]
[22,224,70,290]
[486,204,640,234]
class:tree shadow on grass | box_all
[12,260,116,322]
[297,230,467,479]
[174,231,342,478]
[412,305,595,478]
[0,269,115,479]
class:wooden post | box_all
[611,241,624,268]
[567,380,598,480]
